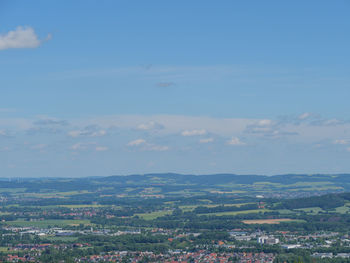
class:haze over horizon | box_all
[1,1,350,177]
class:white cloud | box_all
[127,139,168,151]
[34,118,68,126]
[0,129,13,137]
[128,139,146,146]
[312,118,347,126]
[257,119,273,126]
[227,137,245,146]
[298,112,311,120]
[3,114,350,153]
[71,143,85,150]
[68,131,82,137]
[79,114,251,137]
[181,129,206,136]
[0,130,8,136]
[70,142,95,151]
[137,121,164,131]
[89,130,107,137]
[96,146,108,151]
[148,145,169,151]
[199,138,214,143]
[68,127,106,137]
[334,139,349,145]
[0,26,49,50]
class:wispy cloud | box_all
[127,138,168,151]
[227,137,245,146]
[127,139,146,146]
[70,142,96,151]
[137,121,164,131]
[278,112,349,127]
[95,146,108,151]
[199,138,214,143]
[70,143,86,151]
[34,118,68,126]
[181,129,206,136]
[68,125,106,137]
[147,145,169,151]
[0,129,12,137]
[27,118,69,134]
[298,112,312,120]
[0,26,51,50]
[310,118,349,127]
[2,113,350,153]
[245,120,298,137]
[156,82,175,88]
[334,139,349,145]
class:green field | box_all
[0,188,26,193]
[0,247,9,252]
[41,236,79,242]
[3,219,91,228]
[247,181,345,193]
[0,212,11,215]
[276,209,296,214]
[19,190,91,199]
[295,207,324,214]
[179,205,198,212]
[202,209,271,216]
[179,203,255,212]
[58,204,107,208]
[335,205,350,214]
[135,210,173,220]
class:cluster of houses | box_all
[229,230,279,244]
[76,251,275,263]
[3,226,143,238]
[8,242,89,251]
[3,226,80,237]
[228,229,350,250]
[6,254,36,262]
[312,252,350,259]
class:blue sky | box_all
[1,1,350,177]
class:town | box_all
[1,174,350,262]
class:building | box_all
[258,236,279,245]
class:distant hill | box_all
[100,173,350,185]
[0,173,350,197]
[277,191,350,210]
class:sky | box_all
[1,1,350,177]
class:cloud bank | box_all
[1,112,350,176]
[0,26,50,50]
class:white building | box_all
[258,236,279,245]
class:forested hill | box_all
[101,173,350,185]
[0,173,350,198]
[276,192,350,210]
